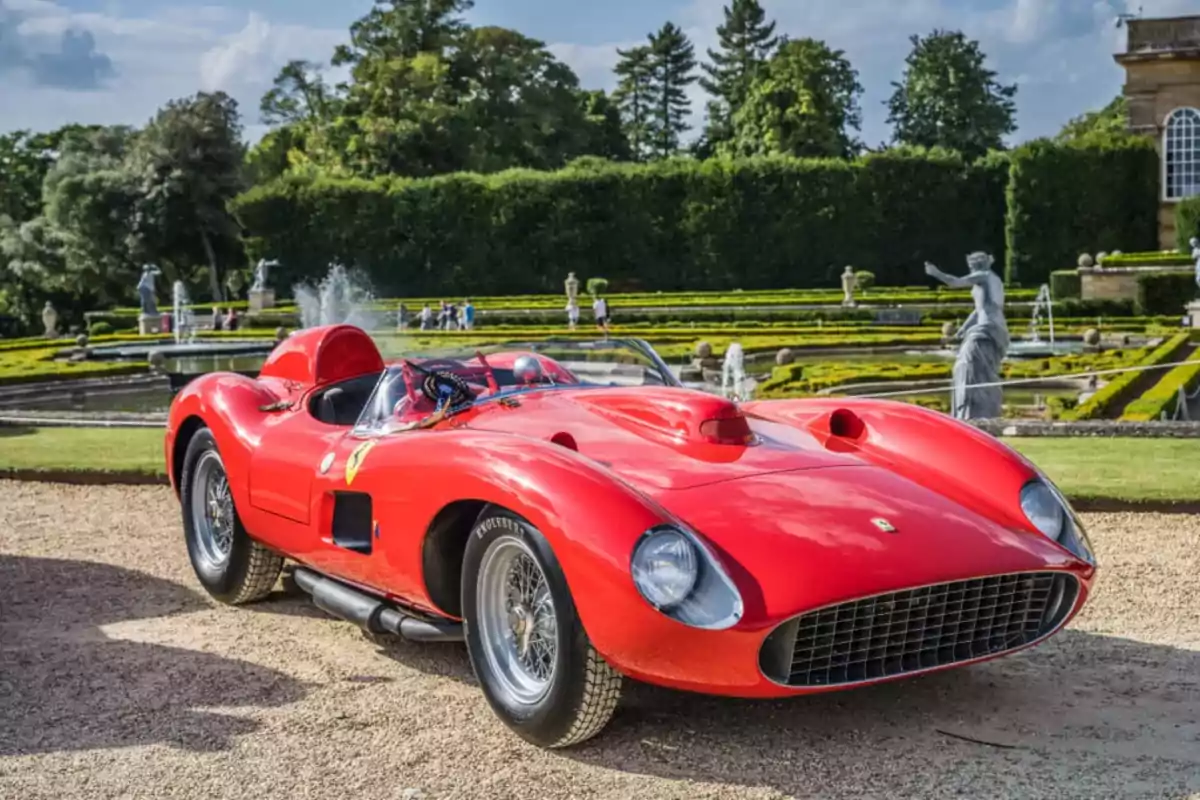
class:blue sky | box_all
[0,0,1191,146]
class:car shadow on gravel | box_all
[0,555,307,757]
[562,630,1200,797]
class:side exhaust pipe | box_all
[292,568,463,643]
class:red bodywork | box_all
[166,325,1096,698]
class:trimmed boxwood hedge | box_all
[1065,333,1191,420]
[1135,272,1197,316]
[1050,270,1081,300]
[1122,345,1200,421]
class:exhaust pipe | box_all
[292,568,463,643]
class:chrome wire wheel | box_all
[189,450,235,570]
[476,534,559,707]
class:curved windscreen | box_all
[353,338,679,434]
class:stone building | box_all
[1116,14,1200,248]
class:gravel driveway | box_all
[1,481,1197,800]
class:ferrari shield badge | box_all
[345,440,376,486]
[871,517,897,534]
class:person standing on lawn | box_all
[566,297,579,330]
[461,299,475,330]
[592,293,609,338]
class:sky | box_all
[0,0,1196,147]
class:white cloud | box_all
[0,1,344,139]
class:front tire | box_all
[180,428,283,605]
[463,511,623,748]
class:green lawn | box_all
[0,427,1196,504]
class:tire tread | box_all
[548,646,623,748]
[228,540,284,605]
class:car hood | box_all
[656,467,1086,624]
[461,386,865,491]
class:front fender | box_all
[742,397,1041,532]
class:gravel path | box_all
[1,481,1197,800]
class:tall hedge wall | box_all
[232,152,1008,297]
[1005,137,1158,287]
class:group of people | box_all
[401,300,475,331]
[210,306,239,331]
[565,294,609,335]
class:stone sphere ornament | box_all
[775,348,794,366]
[695,341,712,359]
[1078,254,1094,268]
[149,351,166,371]
[1083,328,1101,346]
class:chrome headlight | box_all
[630,525,743,630]
[1020,480,1065,541]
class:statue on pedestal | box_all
[925,252,1009,421]
[137,264,161,316]
[1191,237,1200,292]
[41,302,58,337]
[252,258,278,292]
[564,272,580,302]
[841,266,857,307]
[249,258,280,312]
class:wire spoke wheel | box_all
[477,535,559,706]
[190,450,235,570]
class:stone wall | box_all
[1079,267,1147,301]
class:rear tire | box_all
[463,511,622,748]
[180,428,282,605]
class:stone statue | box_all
[137,264,161,316]
[252,258,279,292]
[841,266,857,307]
[564,272,580,302]
[1191,237,1200,292]
[925,253,1010,421]
[41,302,58,337]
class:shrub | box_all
[1099,251,1191,267]
[1006,137,1158,287]
[1175,197,1200,252]
[586,277,609,297]
[1135,272,1197,316]
[1049,270,1081,300]
[1122,347,1200,421]
[89,321,114,335]
[854,271,875,293]
[1065,333,1191,420]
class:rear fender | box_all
[743,397,1040,531]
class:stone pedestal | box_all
[1187,301,1200,329]
[248,288,276,313]
[138,313,163,335]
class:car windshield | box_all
[353,338,679,434]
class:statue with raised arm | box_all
[1191,237,1200,292]
[925,252,1010,421]
[137,264,161,316]
[252,258,279,292]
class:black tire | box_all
[180,428,283,605]
[462,510,623,748]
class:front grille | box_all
[760,572,1079,688]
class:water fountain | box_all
[172,281,197,345]
[722,342,747,400]
[1026,284,1056,347]
[293,263,381,330]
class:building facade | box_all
[1116,14,1200,248]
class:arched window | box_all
[1164,107,1200,200]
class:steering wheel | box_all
[413,358,465,374]
[420,371,473,409]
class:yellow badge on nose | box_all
[345,440,376,486]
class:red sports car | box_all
[165,324,1097,748]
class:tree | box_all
[126,92,247,302]
[723,37,863,159]
[613,45,655,160]
[333,0,473,68]
[886,30,1017,160]
[260,60,336,126]
[700,0,780,148]
[648,22,698,158]
[1057,96,1129,142]
[577,90,632,161]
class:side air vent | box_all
[331,492,374,555]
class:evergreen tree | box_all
[700,0,779,147]
[648,22,698,158]
[613,45,654,160]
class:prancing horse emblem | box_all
[872,517,897,533]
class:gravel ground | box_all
[1,481,1198,800]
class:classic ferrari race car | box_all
[165,324,1097,748]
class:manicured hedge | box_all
[1175,197,1200,251]
[1136,272,1197,316]
[1122,345,1200,421]
[233,152,1010,297]
[1006,138,1158,287]
[1065,333,1191,420]
[1101,251,1191,267]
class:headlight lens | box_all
[631,528,698,610]
[1021,480,1065,541]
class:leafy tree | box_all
[126,92,247,302]
[1057,96,1129,142]
[613,45,655,160]
[700,0,779,148]
[333,0,473,68]
[0,125,101,224]
[723,37,863,159]
[260,60,337,126]
[886,30,1017,160]
[577,90,632,161]
[648,22,698,158]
